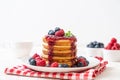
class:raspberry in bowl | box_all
[103,38,120,62]
[86,41,104,57]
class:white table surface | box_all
[0,48,120,80]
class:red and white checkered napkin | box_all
[4,57,108,80]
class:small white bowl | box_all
[85,48,103,57]
[12,42,33,58]
[103,49,120,62]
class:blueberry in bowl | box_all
[87,41,104,48]
[86,41,104,57]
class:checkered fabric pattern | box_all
[4,57,108,80]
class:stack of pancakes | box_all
[41,35,77,67]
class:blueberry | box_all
[90,42,94,45]
[29,57,33,62]
[77,62,84,67]
[58,64,63,67]
[87,43,94,48]
[86,60,89,66]
[88,41,104,48]
[93,41,97,45]
[87,44,90,47]
[55,27,60,32]
[63,64,69,67]
[48,30,55,35]
[94,42,104,48]
[29,58,36,66]
[58,64,69,68]
[99,42,102,46]
[89,44,94,48]
[94,44,100,48]
[100,43,104,48]
[78,56,83,58]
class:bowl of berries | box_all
[86,41,104,57]
[103,38,120,62]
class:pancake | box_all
[41,52,75,59]
[42,29,77,67]
[43,37,75,46]
[42,48,76,57]
[41,53,76,67]
[43,43,76,50]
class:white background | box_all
[0,0,120,47]
[0,1,120,80]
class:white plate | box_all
[20,57,100,72]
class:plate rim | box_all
[20,56,100,72]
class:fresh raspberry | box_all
[55,29,65,37]
[32,53,40,59]
[77,57,86,62]
[105,47,108,49]
[108,42,114,46]
[36,59,46,66]
[111,46,118,50]
[114,43,120,48]
[95,56,103,61]
[77,60,89,66]
[76,56,89,67]
[46,35,55,42]
[111,38,117,43]
[105,42,114,50]
[51,62,59,67]
[80,60,86,66]
[105,45,112,50]
[35,56,42,61]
